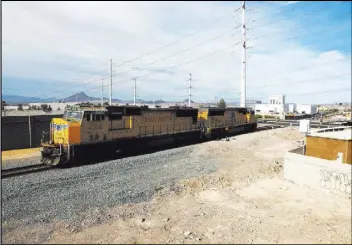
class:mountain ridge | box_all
[2,92,196,104]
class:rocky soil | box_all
[2,127,351,244]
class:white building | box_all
[269,95,285,105]
[29,102,78,111]
[254,95,317,119]
[287,103,296,113]
[296,104,317,115]
[255,95,286,119]
[4,105,29,110]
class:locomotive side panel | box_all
[141,110,172,136]
[80,111,109,143]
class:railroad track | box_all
[258,121,338,129]
[1,124,285,178]
[1,164,54,179]
[255,125,285,131]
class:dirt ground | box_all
[1,147,41,161]
[4,128,352,244]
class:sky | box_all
[2,1,351,104]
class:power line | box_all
[287,87,351,96]
[33,26,240,100]
[80,52,350,102]
[110,14,236,70]
[22,16,237,100]
[247,1,316,24]
[194,71,351,94]
[84,41,242,94]
[247,11,351,41]
[247,24,350,46]
[247,2,344,31]
[247,57,350,81]
[249,72,351,89]
[111,26,240,78]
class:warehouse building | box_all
[254,95,318,119]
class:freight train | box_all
[40,105,257,166]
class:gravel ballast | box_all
[2,144,219,226]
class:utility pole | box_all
[240,1,247,108]
[101,77,104,107]
[188,73,192,107]
[133,78,137,106]
[28,111,32,148]
[109,58,112,105]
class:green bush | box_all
[255,114,263,119]
[217,98,226,108]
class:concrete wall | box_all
[284,149,352,196]
[1,115,63,150]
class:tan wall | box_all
[306,136,351,164]
[347,141,352,164]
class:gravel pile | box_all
[2,144,220,227]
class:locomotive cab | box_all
[40,106,85,166]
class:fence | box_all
[1,114,63,150]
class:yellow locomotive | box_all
[40,105,257,166]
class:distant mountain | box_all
[122,99,166,104]
[2,95,57,104]
[2,92,199,105]
[63,92,122,103]
[2,92,122,104]
[154,100,166,104]
[63,92,96,102]
[182,99,195,103]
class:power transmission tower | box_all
[109,58,113,105]
[133,78,137,106]
[240,1,247,108]
[188,74,192,107]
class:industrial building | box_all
[4,105,30,111]
[28,102,80,111]
[254,95,318,119]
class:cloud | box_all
[269,1,301,5]
[2,1,351,104]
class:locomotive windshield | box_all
[64,110,83,122]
